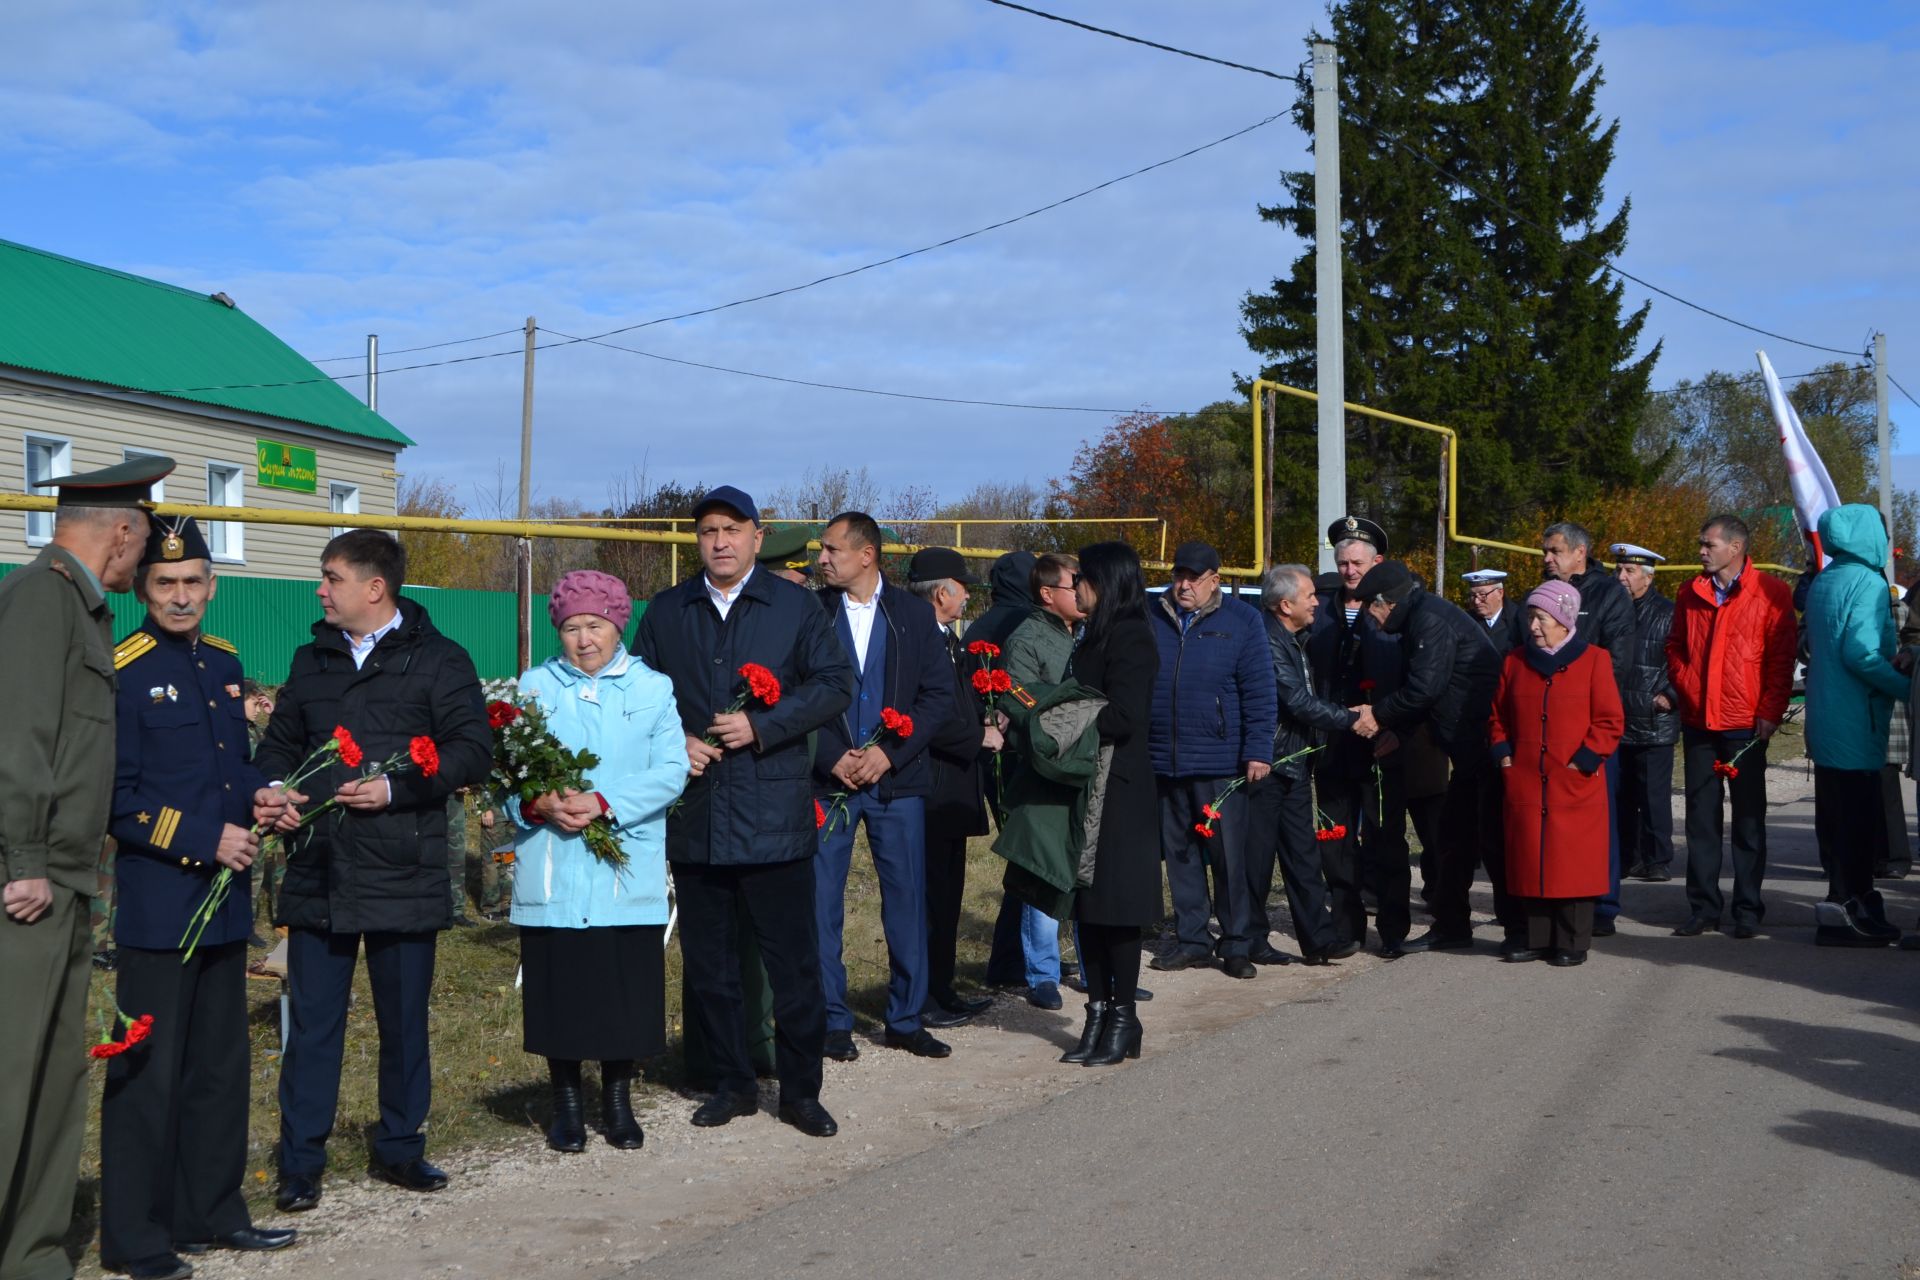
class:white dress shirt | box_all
[345,609,404,671]
[842,588,880,671]
[705,566,754,621]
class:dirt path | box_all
[183,953,1368,1279]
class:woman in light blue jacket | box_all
[512,570,688,1154]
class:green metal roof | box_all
[0,239,412,448]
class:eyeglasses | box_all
[1047,574,1082,591]
[1467,586,1503,600]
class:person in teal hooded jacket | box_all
[1806,504,1911,943]
[510,571,689,1152]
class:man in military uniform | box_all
[1611,543,1680,883]
[1462,569,1527,653]
[0,456,166,1280]
[99,517,297,1279]
[757,525,816,586]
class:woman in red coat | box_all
[1489,583,1625,967]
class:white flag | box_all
[1758,350,1840,567]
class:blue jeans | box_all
[1020,904,1061,987]
[815,791,929,1036]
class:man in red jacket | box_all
[1664,514,1798,938]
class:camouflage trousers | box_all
[446,794,511,916]
[89,838,115,953]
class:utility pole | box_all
[517,316,536,671]
[1435,451,1448,594]
[366,335,378,411]
[1312,41,1345,575]
[1876,331,1893,582]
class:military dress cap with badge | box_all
[108,516,269,952]
[36,453,176,510]
[756,526,817,577]
[1609,543,1668,569]
[1461,568,1509,588]
[1327,515,1389,556]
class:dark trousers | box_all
[1158,775,1258,959]
[924,830,969,1001]
[673,857,826,1102]
[815,792,928,1035]
[1682,728,1769,925]
[680,903,776,1086]
[1875,766,1912,877]
[1523,897,1595,953]
[1315,757,1410,947]
[1430,757,1521,939]
[100,942,251,1266]
[1245,771,1338,955]
[1617,742,1676,872]
[1409,793,1444,903]
[278,928,436,1178]
[1815,765,1882,903]
[986,894,1024,985]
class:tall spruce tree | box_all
[1242,0,1658,545]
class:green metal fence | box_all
[0,562,643,683]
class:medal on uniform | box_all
[160,516,186,561]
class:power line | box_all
[1892,375,1920,412]
[1646,363,1869,397]
[983,0,1864,358]
[306,328,525,364]
[537,325,1190,414]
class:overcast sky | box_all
[6,0,1915,513]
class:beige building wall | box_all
[0,373,402,579]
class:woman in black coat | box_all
[1062,542,1161,1067]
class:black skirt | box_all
[520,924,666,1062]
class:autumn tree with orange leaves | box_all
[1049,405,1259,564]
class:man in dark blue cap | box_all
[0,454,169,1280]
[99,517,297,1278]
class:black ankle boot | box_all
[600,1060,644,1150]
[546,1059,586,1153]
[1060,1001,1108,1064]
[1083,1002,1140,1067]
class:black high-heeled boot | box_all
[1082,1002,1140,1067]
[600,1060,644,1150]
[1059,1001,1108,1064]
[546,1058,586,1153]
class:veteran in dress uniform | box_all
[1462,569,1527,653]
[99,518,297,1280]
[0,456,166,1280]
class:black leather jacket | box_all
[1619,588,1679,747]
[1561,563,1635,690]
[1266,613,1358,780]
[1371,587,1503,759]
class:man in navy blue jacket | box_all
[1148,542,1279,978]
[813,512,957,1058]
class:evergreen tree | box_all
[1242,0,1658,546]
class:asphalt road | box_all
[638,785,1920,1279]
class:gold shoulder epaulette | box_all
[201,634,238,655]
[114,632,157,670]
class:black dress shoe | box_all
[1323,939,1362,961]
[1632,865,1673,882]
[1732,922,1759,940]
[921,1006,974,1029]
[1148,949,1212,972]
[935,990,992,1016]
[1249,947,1293,966]
[1549,949,1588,967]
[1501,947,1549,963]
[1376,943,1406,960]
[1672,915,1718,937]
[882,1028,952,1058]
[274,1175,321,1213]
[1591,921,1616,937]
[176,1227,297,1254]
[690,1091,758,1127]
[369,1157,449,1193]
[117,1256,193,1280]
[777,1098,839,1137]
[1221,956,1257,979]
[1132,986,1154,1002]
[1401,930,1473,952]
[823,1030,860,1062]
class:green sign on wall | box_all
[257,439,317,493]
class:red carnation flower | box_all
[990,670,1013,693]
[972,669,994,694]
[967,640,1001,658]
[88,1041,126,1060]
[333,726,364,769]
[409,736,441,778]
[486,700,520,730]
[1332,825,1347,840]
[1357,679,1377,693]
[815,799,827,829]
[122,1015,154,1047]
[1201,804,1220,820]
[740,662,783,707]
[880,708,913,739]
[1194,822,1214,839]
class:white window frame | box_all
[23,434,72,546]
[205,461,245,563]
[123,448,166,505]
[330,481,361,539]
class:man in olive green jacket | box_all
[0,457,166,1280]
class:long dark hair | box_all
[1077,541,1147,644]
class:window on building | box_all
[206,462,244,561]
[23,435,72,545]
[124,448,166,504]
[330,482,361,539]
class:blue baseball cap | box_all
[691,485,760,525]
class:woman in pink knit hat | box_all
[1488,581,1625,966]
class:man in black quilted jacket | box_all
[1610,543,1679,881]
[257,530,490,1213]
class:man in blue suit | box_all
[813,512,957,1060]
[99,518,296,1280]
